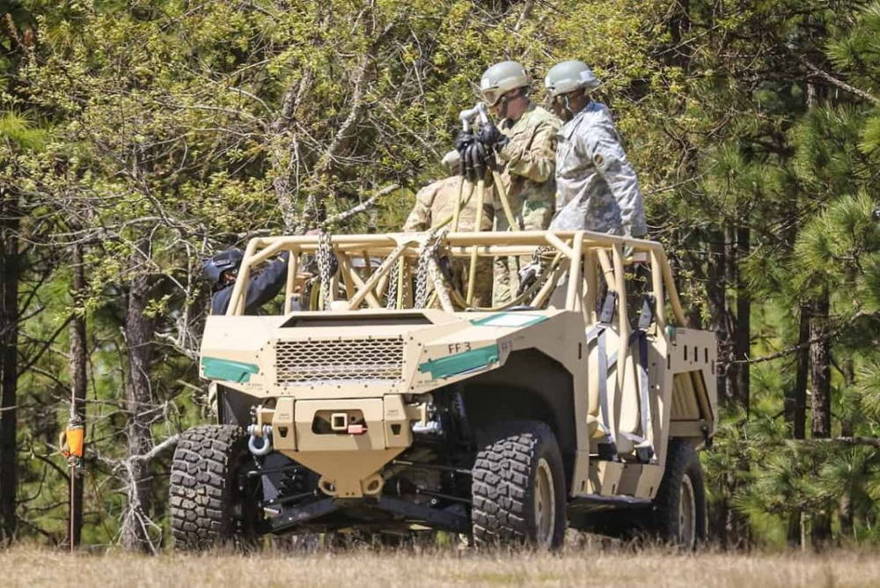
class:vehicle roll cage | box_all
[226,230,688,336]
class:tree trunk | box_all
[119,247,157,552]
[68,243,87,549]
[786,513,803,549]
[733,226,751,411]
[722,224,738,405]
[839,359,855,438]
[810,291,831,438]
[703,226,751,549]
[786,304,810,440]
[810,288,832,547]
[0,187,19,542]
[838,358,856,542]
[785,304,810,546]
[706,229,730,398]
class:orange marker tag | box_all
[63,427,85,458]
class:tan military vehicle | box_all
[170,230,716,549]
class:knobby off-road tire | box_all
[170,424,259,551]
[471,420,567,548]
[648,438,707,549]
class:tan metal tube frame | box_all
[225,231,688,327]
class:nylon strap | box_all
[621,295,656,462]
[586,290,619,447]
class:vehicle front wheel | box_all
[169,425,261,551]
[471,420,566,549]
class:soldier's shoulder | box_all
[414,177,443,202]
[528,105,562,129]
[419,175,461,199]
[436,174,463,193]
[578,102,616,127]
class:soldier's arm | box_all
[243,252,290,314]
[402,183,438,232]
[583,124,647,238]
[499,120,558,184]
[210,287,232,315]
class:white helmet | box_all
[544,60,600,98]
[480,61,530,106]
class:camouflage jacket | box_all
[549,102,647,237]
[496,104,561,210]
[403,175,494,232]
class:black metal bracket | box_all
[268,498,339,534]
[374,496,469,533]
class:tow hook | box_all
[247,424,273,456]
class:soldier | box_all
[402,150,493,234]
[473,60,561,303]
[203,248,289,315]
[543,60,646,238]
[403,150,494,306]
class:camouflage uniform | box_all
[492,104,561,303]
[403,175,494,307]
[549,102,646,237]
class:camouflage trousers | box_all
[450,258,493,308]
[492,191,554,305]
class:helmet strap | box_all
[562,94,574,120]
[498,94,509,120]
[562,89,590,120]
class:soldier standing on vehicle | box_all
[203,248,289,315]
[543,60,646,238]
[403,150,494,306]
[469,60,561,303]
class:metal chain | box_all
[415,228,448,308]
[531,245,553,266]
[316,231,336,310]
[516,245,553,296]
[385,262,399,309]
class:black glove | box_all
[454,130,475,154]
[476,122,506,149]
[466,141,488,179]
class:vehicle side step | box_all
[568,495,652,513]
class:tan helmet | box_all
[544,60,600,98]
[480,61,530,106]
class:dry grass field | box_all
[2,543,879,588]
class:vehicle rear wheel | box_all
[648,438,706,548]
[471,420,566,548]
[169,425,261,550]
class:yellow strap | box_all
[466,177,486,305]
[491,168,520,231]
[452,176,465,231]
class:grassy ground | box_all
[2,543,879,588]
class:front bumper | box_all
[261,395,423,498]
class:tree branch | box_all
[314,56,370,177]
[802,59,880,106]
[129,434,179,464]
[324,183,399,225]
[729,310,878,365]
[806,437,880,449]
